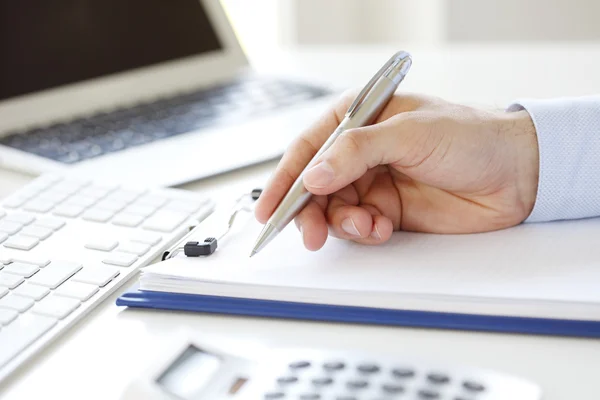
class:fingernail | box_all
[304,161,335,188]
[371,225,382,240]
[341,218,360,236]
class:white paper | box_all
[143,210,600,313]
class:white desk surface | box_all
[3,44,600,399]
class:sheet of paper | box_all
[145,210,600,304]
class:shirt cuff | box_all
[507,96,600,223]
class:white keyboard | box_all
[0,174,214,382]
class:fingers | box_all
[254,91,357,223]
[292,198,328,251]
[304,112,432,195]
[326,195,394,245]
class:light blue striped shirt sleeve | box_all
[508,96,600,223]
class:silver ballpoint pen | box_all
[251,51,412,257]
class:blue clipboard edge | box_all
[116,286,600,339]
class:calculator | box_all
[121,336,542,400]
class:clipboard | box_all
[116,201,600,339]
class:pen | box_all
[251,51,412,257]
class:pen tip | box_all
[249,250,257,258]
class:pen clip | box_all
[345,51,410,118]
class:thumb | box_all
[302,113,431,195]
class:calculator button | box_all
[276,376,298,385]
[323,361,345,371]
[346,380,369,389]
[311,377,333,386]
[427,373,450,384]
[392,367,415,378]
[264,392,285,399]
[462,380,485,392]
[335,397,357,400]
[357,363,380,374]
[299,394,320,400]
[418,389,440,399]
[289,361,311,369]
[381,383,405,394]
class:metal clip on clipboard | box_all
[162,188,262,260]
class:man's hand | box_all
[255,92,539,251]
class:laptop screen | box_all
[0,0,223,102]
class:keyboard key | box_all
[0,294,34,312]
[64,195,97,208]
[164,199,202,214]
[20,225,53,240]
[72,265,119,286]
[52,181,85,195]
[2,262,40,278]
[0,209,5,219]
[117,242,150,256]
[112,213,145,227]
[28,261,82,289]
[347,380,369,389]
[130,232,162,246]
[143,210,189,232]
[79,185,115,199]
[427,373,450,384]
[463,380,485,392]
[0,232,7,244]
[85,239,118,251]
[10,257,51,267]
[0,309,18,325]
[102,253,138,267]
[122,203,157,217]
[23,199,55,213]
[107,189,144,204]
[0,287,7,298]
[53,204,86,218]
[136,195,167,208]
[0,314,57,368]
[0,273,24,289]
[55,281,98,301]
[2,196,28,209]
[3,213,35,225]
[37,190,70,204]
[34,217,65,231]
[4,235,40,250]
[94,199,128,213]
[0,221,23,235]
[12,283,50,300]
[32,295,80,319]
[82,209,115,222]
[29,174,62,188]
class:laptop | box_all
[0,0,336,187]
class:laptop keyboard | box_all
[0,77,330,164]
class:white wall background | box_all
[222,0,600,53]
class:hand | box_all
[255,92,539,251]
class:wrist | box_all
[502,110,539,221]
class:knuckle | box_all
[339,129,364,155]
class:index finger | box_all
[254,90,356,223]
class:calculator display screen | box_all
[156,345,221,400]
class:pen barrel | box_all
[268,76,399,232]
